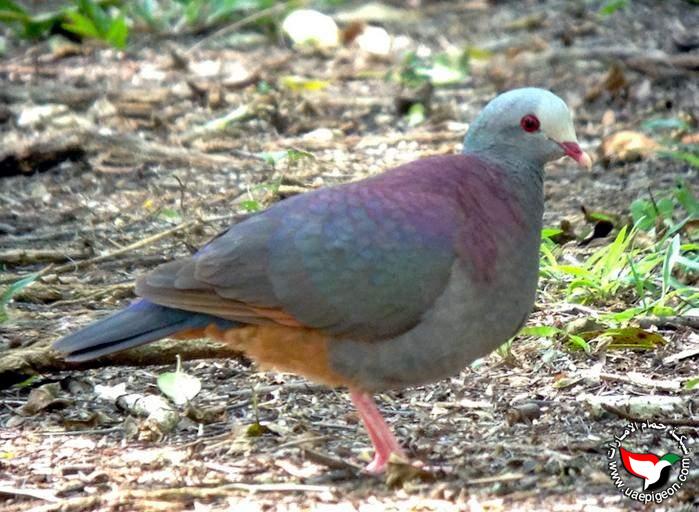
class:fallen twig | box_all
[0,338,244,387]
[0,249,90,265]
[601,403,699,427]
[303,447,362,472]
[599,371,682,391]
[638,316,699,330]
[0,485,59,503]
[663,346,699,366]
[37,426,121,436]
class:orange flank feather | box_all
[174,323,352,388]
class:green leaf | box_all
[285,148,315,162]
[406,103,425,126]
[280,75,329,92]
[519,325,560,338]
[0,9,29,23]
[684,378,699,390]
[240,199,261,212]
[158,207,181,223]
[630,198,656,230]
[661,234,681,298]
[62,11,101,39]
[585,210,616,224]
[675,180,699,216]
[656,198,675,220]
[580,327,666,350]
[600,306,645,323]
[77,0,110,35]
[105,13,128,49]
[0,0,26,14]
[651,304,676,316]
[465,46,492,60]
[557,265,593,278]
[157,358,201,406]
[566,334,591,353]
[599,0,629,16]
[13,375,39,388]
[541,227,563,240]
[0,273,39,324]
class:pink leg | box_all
[350,389,406,473]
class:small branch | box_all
[0,249,91,265]
[638,316,699,330]
[303,448,362,472]
[599,371,682,391]
[37,426,121,436]
[0,485,59,503]
[601,404,699,427]
[0,339,244,387]
[663,346,699,366]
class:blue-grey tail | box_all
[53,300,237,362]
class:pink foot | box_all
[350,389,407,474]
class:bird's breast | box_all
[327,243,541,392]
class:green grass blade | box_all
[0,273,39,323]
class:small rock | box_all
[302,128,335,142]
[356,25,392,57]
[282,10,339,49]
[17,104,69,128]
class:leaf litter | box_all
[0,0,698,510]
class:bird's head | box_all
[463,87,592,170]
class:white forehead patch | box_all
[531,93,578,143]
[485,88,578,143]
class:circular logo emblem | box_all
[607,420,692,504]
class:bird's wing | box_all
[137,168,462,341]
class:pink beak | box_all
[560,141,592,169]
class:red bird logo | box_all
[620,447,681,492]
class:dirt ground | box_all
[1,0,698,510]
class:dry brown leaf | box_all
[385,455,436,488]
[599,130,659,164]
[681,133,699,145]
[18,383,71,416]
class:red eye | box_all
[520,114,540,133]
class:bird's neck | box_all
[463,147,545,203]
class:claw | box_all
[350,389,407,474]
